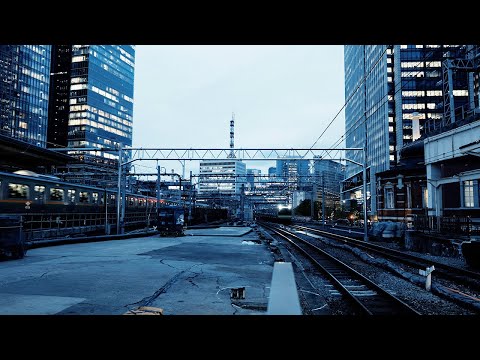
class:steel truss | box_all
[51,147,367,239]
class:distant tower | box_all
[228,112,235,158]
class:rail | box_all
[260,221,420,315]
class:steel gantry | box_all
[51,147,368,240]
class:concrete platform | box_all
[267,262,302,315]
[0,227,274,315]
[185,226,252,237]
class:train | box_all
[157,205,185,237]
[0,170,168,214]
[255,204,292,225]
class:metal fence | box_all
[413,215,480,237]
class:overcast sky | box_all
[132,45,345,177]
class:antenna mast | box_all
[228,112,235,158]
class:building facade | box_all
[198,160,246,195]
[0,45,51,148]
[47,45,135,184]
[276,158,310,190]
[246,168,261,190]
[343,45,471,216]
[313,158,344,194]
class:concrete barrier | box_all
[267,262,302,315]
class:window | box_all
[422,187,428,208]
[385,187,394,209]
[79,192,89,203]
[9,183,29,199]
[34,185,45,201]
[464,180,474,207]
[92,192,99,204]
[50,188,64,201]
[68,189,76,203]
[406,184,412,208]
[129,197,134,206]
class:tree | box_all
[294,199,319,217]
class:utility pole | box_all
[362,46,369,242]
[188,170,193,226]
[322,173,325,228]
[116,144,122,235]
[156,162,161,211]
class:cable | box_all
[323,46,452,162]
[309,46,389,150]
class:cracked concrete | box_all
[0,227,274,315]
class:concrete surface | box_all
[267,262,302,315]
[0,227,274,315]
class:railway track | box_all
[292,224,480,291]
[260,222,420,315]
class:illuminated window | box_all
[34,185,45,201]
[9,183,29,199]
[68,189,76,203]
[92,192,99,204]
[464,180,474,207]
[50,188,64,201]
[79,192,89,203]
[385,187,394,209]
[422,187,428,208]
[453,90,468,96]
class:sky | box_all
[132,45,345,178]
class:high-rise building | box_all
[276,158,310,190]
[198,160,246,195]
[246,168,261,190]
[313,158,344,194]
[47,45,135,183]
[343,45,471,215]
[0,45,51,147]
[268,167,276,179]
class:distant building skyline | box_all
[198,160,246,195]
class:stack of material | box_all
[124,306,164,315]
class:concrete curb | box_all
[27,230,159,249]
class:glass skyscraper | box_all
[343,45,471,215]
[0,45,51,147]
[47,45,135,181]
[313,158,344,194]
[276,158,310,190]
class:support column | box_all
[473,180,479,208]
[426,163,442,217]
[116,144,122,235]
[460,180,465,208]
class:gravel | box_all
[269,225,477,315]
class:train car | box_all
[0,170,159,214]
[156,206,185,236]
[255,205,292,225]
[277,205,292,224]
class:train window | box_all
[50,188,64,201]
[79,192,89,203]
[8,183,29,199]
[34,185,45,201]
[92,192,99,204]
[67,189,76,203]
[129,197,134,206]
[99,193,105,205]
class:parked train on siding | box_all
[0,170,167,214]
